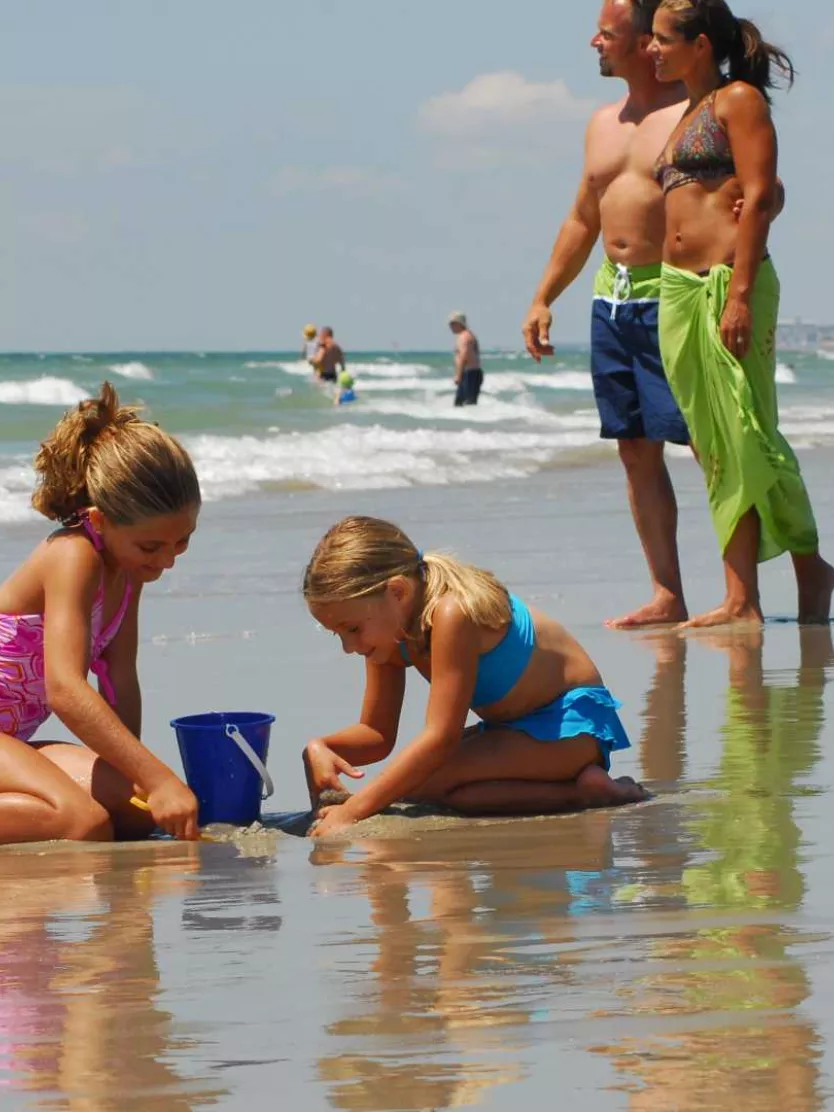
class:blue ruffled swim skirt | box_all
[480,685,631,771]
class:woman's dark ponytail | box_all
[660,1,795,103]
[728,16,795,102]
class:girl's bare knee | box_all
[60,798,114,842]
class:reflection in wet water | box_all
[0,843,226,1110]
[1,626,832,1109]
[599,626,833,1110]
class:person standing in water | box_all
[448,312,483,407]
[312,327,346,383]
[651,0,834,627]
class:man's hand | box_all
[732,178,785,223]
[522,303,554,362]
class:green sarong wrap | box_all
[659,260,818,562]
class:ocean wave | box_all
[0,376,88,407]
[245,360,297,371]
[485,370,593,393]
[184,424,604,498]
[106,361,154,381]
[358,392,596,428]
[775,362,796,385]
[0,461,36,522]
[343,362,432,378]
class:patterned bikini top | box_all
[654,90,735,195]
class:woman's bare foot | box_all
[605,591,688,631]
[677,600,763,631]
[795,556,834,625]
[576,765,649,808]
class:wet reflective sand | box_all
[2,623,833,1110]
[2,466,834,1109]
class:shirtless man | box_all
[448,311,484,407]
[523,0,690,629]
[312,327,346,383]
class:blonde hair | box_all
[302,515,511,641]
[32,381,201,525]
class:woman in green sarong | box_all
[649,0,834,628]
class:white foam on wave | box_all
[246,359,433,380]
[245,360,298,371]
[0,376,87,407]
[817,349,834,362]
[106,361,154,381]
[345,362,432,378]
[184,423,603,499]
[775,362,796,384]
[485,370,593,393]
[355,377,449,394]
[0,460,36,523]
[359,391,590,429]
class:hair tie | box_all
[415,548,427,575]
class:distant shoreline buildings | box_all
[777,318,834,352]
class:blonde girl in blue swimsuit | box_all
[303,516,647,837]
[0,382,201,845]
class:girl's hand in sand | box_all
[305,740,365,798]
[146,776,200,841]
[309,804,356,839]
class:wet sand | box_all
[2,453,834,1109]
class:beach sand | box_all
[2,451,834,1109]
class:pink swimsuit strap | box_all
[79,517,133,705]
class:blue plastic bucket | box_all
[171,711,275,826]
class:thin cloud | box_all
[272,165,401,196]
[418,71,595,136]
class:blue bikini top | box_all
[399,592,536,707]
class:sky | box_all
[1,0,832,351]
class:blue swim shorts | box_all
[480,685,632,772]
[591,258,689,445]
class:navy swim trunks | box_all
[590,258,689,445]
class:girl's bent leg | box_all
[36,742,156,840]
[410,728,646,813]
[443,767,646,815]
[680,508,763,630]
[0,733,113,845]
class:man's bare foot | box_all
[605,593,688,630]
[576,765,649,808]
[677,601,763,631]
[796,557,834,625]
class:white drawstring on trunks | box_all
[610,263,633,321]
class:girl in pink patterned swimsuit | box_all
[0,382,202,845]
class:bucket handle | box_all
[225,723,275,800]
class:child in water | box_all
[335,370,357,405]
[302,516,647,837]
[0,382,201,845]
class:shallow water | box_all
[2,620,833,1110]
[3,457,834,1108]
